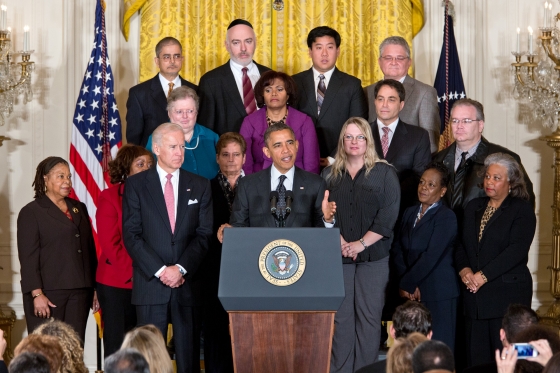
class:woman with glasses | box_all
[322,117,400,373]
[145,86,219,179]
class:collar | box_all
[312,66,335,82]
[229,59,256,74]
[158,73,181,87]
[456,139,482,159]
[271,164,295,182]
[377,117,399,132]
[156,162,180,180]
[383,75,406,83]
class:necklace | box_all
[266,109,288,127]
[184,135,199,150]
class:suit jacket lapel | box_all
[38,197,74,227]
[385,121,407,163]
[414,204,440,231]
[301,69,318,120]
[319,68,342,119]
[371,122,384,159]
[223,61,249,118]
[67,198,82,227]
[474,199,487,248]
[174,170,192,233]
[145,168,173,235]
[285,168,306,227]
[258,168,277,227]
[150,75,168,111]
[403,75,416,98]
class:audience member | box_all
[412,340,455,373]
[8,352,50,373]
[387,333,429,373]
[240,70,320,174]
[0,329,7,373]
[121,326,173,373]
[198,19,270,135]
[292,26,368,165]
[542,352,560,373]
[145,87,219,179]
[456,153,536,367]
[366,36,440,152]
[96,144,153,357]
[322,117,400,373]
[104,348,150,373]
[126,37,197,146]
[13,335,63,373]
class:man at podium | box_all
[218,123,335,237]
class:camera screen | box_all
[515,345,535,357]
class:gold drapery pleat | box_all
[123,0,424,86]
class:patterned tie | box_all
[317,74,326,114]
[242,67,256,115]
[451,152,469,209]
[164,174,175,233]
[381,127,391,158]
[275,175,287,225]
[167,82,174,98]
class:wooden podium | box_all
[219,228,344,373]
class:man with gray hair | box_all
[365,36,440,152]
[104,348,149,373]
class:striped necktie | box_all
[242,67,256,115]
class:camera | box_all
[512,343,538,359]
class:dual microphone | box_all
[270,191,293,215]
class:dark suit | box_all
[366,75,440,152]
[126,74,198,146]
[17,196,97,341]
[455,196,536,367]
[230,166,326,228]
[393,203,459,349]
[292,67,368,157]
[197,61,270,135]
[355,360,385,373]
[122,167,213,373]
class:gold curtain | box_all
[123,0,424,86]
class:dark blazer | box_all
[17,196,97,294]
[125,74,198,146]
[372,120,431,213]
[197,61,270,135]
[229,166,327,228]
[355,360,386,373]
[366,75,440,152]
[455,196,536,320]
[292,67,368,157]
[122,167,213,306]
[433,137,535,219]
[393,203,459,301]
[95,183,133,289]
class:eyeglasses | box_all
[380,56,409,63]
[450,118,481,125]
[159,54,183,61]
[172,109,197,116]
[343,135,366,142]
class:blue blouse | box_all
[145,123,219,180]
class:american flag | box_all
[69,0,122,234]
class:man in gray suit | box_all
[198,19,270,135]
[365,36,440,153]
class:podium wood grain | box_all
[229,311,335,373]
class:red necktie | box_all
[164,174,175,233]
[381,127,391,157]
[242,67,256,115]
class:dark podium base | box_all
[229,311,334,373]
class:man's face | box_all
[262,129,299,174]
[154,43,183,79]
[308,36,340,74]
[378,44,411,80]
[153,129,185,173]
[225,25,256,66]
[450,105,484,149]
[374,85,405,125]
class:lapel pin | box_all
[300,186,304,189]
[72,207,79,213]
[186,188,191,191]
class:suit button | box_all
[476,254,479,257]
[77,250,82,253]
[75,234,80,238]
[171,242,175,246]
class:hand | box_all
[0,329,6,361]
[459,268,478,292]
[159,266,184,288]
[527,339,553,367]
[399,289,413,300]
[217,223,232,244]
[32,290,56,319]
[413,287,422,302]
[342,241,365,261]
[322,190,336,223]
[473,272,486,291]
[91,290,100,313]
[340,235,348,249]
[496,346,517,373]
[319,158,329,167]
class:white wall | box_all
[0,0,553,370]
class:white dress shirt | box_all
[312,66,336,101]
[158,73,182,95]
[376,118,399,149]
[229,59,261,101]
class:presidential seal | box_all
[259,239,306,286]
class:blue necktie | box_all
[275,175,287,225]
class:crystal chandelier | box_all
[0,4,34,127]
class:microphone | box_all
[285,191,294,214]
[270,191,279,214]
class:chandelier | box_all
[0,4,34,127]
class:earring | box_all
[509,188,511,193]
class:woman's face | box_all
[129,155,153,176]
[44,163,72,199]
[417,168,446,206]
[216,142,246,175]
[168,97,197,133]
[342,123,367,157]
[263,78,289,110]
[483,163,510,202]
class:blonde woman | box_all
[121,325,173,373]
[387,333,429,373]
[322,117,400,372]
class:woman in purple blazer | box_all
[239,70,320,174]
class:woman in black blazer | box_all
[17,157,98,342]
[393,162,459,350]
[455,153,536,367]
